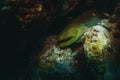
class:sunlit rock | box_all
[81,19,112,80]
[37,35,83,80]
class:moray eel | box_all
[58,9,101,48]
[58,24,88,48]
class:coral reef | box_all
[1,0,120,80]
[37,19,115,80]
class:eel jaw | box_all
[58,35,79,48]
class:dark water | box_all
[1,0,119,80]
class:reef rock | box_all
[36,19,114,80]
[81,20,111,58]
[81,19,113,80]
[37,35,83,80]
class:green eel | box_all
[58,9,101,48]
